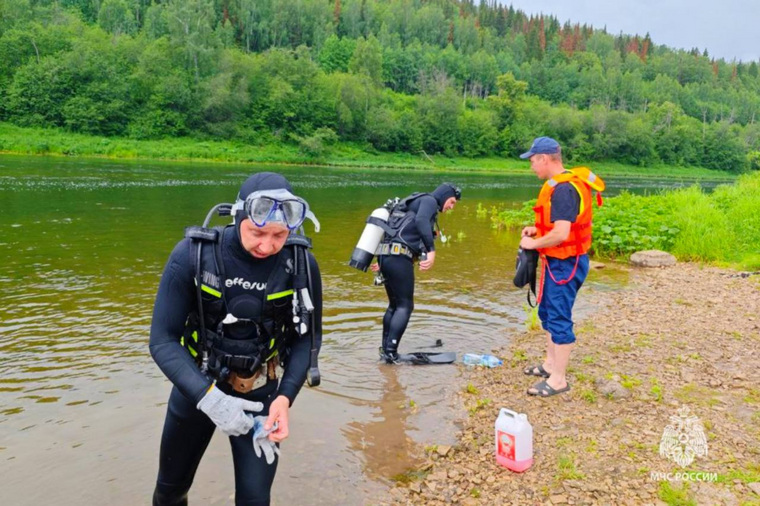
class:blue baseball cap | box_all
[519,137,561,159]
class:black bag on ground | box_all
[513,247,539,307]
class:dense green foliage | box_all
[0,122,739,179]
[489,173,760,268]
[1,0,760,172]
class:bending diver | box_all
[349,183,461,364]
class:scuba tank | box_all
[348,206,390,272]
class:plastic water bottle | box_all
[462,354,503,367]
[495,408,533,473]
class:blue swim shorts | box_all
[538,254,590,345]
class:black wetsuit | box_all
[379,194,439,356]
[149,226,322,506]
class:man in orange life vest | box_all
[518,137,601,397]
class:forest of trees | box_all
[1,0,759,171]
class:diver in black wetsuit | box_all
[149,172,322,506]
[370,183,461,363]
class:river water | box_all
[0,155,714,504]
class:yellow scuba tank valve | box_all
[348,207,390,271]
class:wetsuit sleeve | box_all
[550,183,580,223]
[149,239,213,404]
[276,252,322,405]
[414,196,438,253]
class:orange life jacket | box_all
[532,167,605,260]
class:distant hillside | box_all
[0,0,757,171]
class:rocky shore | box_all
[387,263,760,505]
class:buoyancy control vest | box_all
[381,192,438,252]
[181,203,320,387]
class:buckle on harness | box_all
[223,354,258,372]
[227,358,280,393]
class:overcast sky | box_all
[504,0,760,62]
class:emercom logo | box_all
[659,405,708,468]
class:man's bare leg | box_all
[543,332,555,373]
[547,342,573,390]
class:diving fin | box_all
[395,352,457,365]
[414,338,444,350]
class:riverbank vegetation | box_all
[490,172,760,269]
[1,1,760,173]
[0,122,737,179]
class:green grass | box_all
[658,481,695,505]
[674,383,720,407]
[556,453,585,480]
[468,398,492,415]
[716,463,760,484]
[512,349,528,362]
[0,122,741,177]
[524,304,540,331]
[621,374,642,390]
[391,468,430,485]
[650,378,663,402]
[745,388,760,404]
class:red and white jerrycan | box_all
[495,408,533,472]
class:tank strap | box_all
[367,215,394,235]
[285,233,312,248]
[185,226,219,242]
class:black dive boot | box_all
[380,349,400,364]
[379,329,396,363]
[380,339,400,364]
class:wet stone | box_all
[692,482,739,506]
[436,445,452,457]
[630,250,676,268]
[390,487,407,500]
[595,378,631,399]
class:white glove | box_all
[252,415,281,464]
[197,385,264,437]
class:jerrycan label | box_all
[497,430,515,460]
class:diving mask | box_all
[231,189,320,232]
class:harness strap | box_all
[285,233,312,248]
[367,216,395,235]
[304,246,320,387]
[193,238,209,372]
[212,229,228,308]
